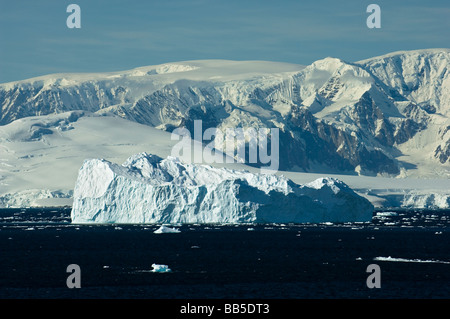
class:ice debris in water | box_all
[151,264,172,273]
[153,225,180,233]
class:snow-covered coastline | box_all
[0,112,449,210]
[1,49,449,211]
[2,176,449,211]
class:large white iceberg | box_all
[71,153,373,224]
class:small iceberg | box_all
[153,225,180,234]
[376,211,398,217]
[151,263,172,273]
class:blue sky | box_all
[0,0,449,83]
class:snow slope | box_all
[71,153,374,224]
[0,112,180,207]
[0,111,245,207]
[358,49,450,171]
[358,49,450,115]
[0,60,303,125]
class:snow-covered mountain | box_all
[1,49,449,178]
[358,49,450,168]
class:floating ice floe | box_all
[374,256,450,265]
[151,264,172,273]
[376,211,398,217]
[153,225,180,234]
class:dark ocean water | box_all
[0,208,449,299]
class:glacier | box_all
[71,153,374,224]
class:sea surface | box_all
[0,208,449,299]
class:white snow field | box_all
[0,112,180,207]
[71,152,373,224]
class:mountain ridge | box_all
[1,49,449,177]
